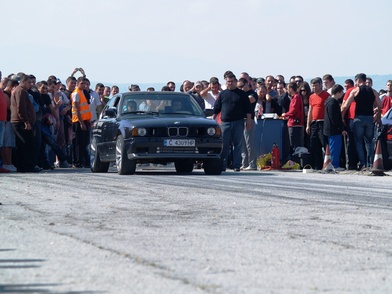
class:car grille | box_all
[157,146,198,153]
[168,127,188,137]
[150,127,214,137]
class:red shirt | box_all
[343,87,356,119]
[381,95,392,116]
[309,90,330,121]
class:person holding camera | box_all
[70,67,86,79]
[282,82,305,154]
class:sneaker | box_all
[233,168,241,172]
[3,165,17,172]
[59,160,70,168]
[0,167,10,173]
[244,166,257,171]
[334,167,345,172]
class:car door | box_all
[99,95,121,160]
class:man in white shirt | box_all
[323,74,335,94]
[200,77,220,109]
[88,82,103,123]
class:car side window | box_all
[100,95,120,119]
[112,96,120,109]
[103,95,120,110]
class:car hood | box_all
[120,115,219,128]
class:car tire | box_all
[203,158,223,175]
[90,137,109,173]
[116,135,136,175]
[174,159,194,173]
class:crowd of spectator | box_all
[0,68,391,173]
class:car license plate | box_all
[164,139,195,147]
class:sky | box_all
[1,0,391,87]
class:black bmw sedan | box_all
[91,91,223,175]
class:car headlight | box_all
[131,127,147,136]
[207,127,216,136]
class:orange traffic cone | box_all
[323,144,333,171]
[371,140,385,176]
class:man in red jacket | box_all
[282,82,304,153]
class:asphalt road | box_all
[1,167,392,294]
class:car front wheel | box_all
[116,135,136,175]
[203,158,223,175]
[174,159,194,173]
[90,137,109,173]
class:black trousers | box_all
[12,123,36,171]
[309,121,326,170]
[72,121,91,167]
[347,119,359,169]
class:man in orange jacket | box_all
[71,77,92,168]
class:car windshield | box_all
[120,93,205,116]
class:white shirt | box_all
[204,91,219,109]
[89,91,102,121]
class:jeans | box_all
[0,121,4,167]
[242,120,257,168]
[353,115,374,167]
[328,134,342,168]
[35,121,43,167]
[220,119,244,170]
[41,125,67,165]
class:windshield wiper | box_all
[122,111,159,115]
[163,111,193,115]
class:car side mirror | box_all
[204,109,214,117]
[105,109,117,118]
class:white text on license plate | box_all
[164,139,195,147]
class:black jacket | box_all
[323,97,344,136]
[262,98,282,116]
[278,93,291,114]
